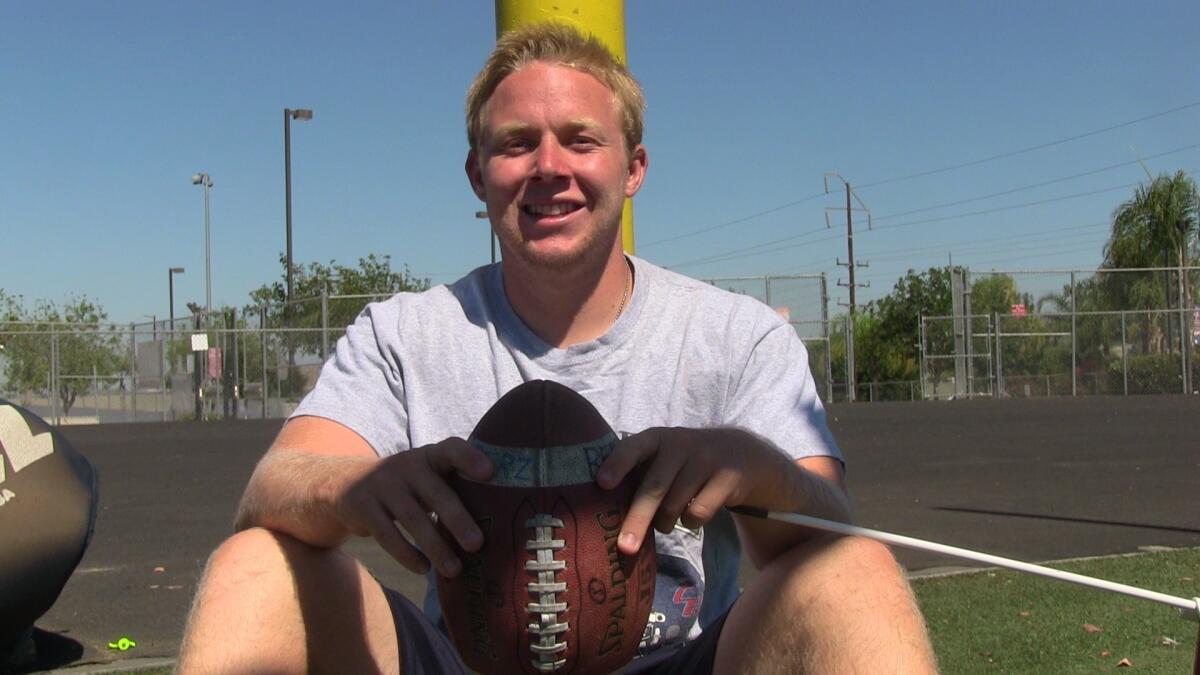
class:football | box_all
[436,380,656,675]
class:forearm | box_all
[734,448,851,567]
[234,449,375,548]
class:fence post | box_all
[1121,311,1128,396]
[918,315,926,400]
[994,312,1003,397]
[821,273,832,403]
[160,322,168,423]
[50,325,59,424]
[845,316,855,402]
[193,314,203,420]
[129,323,137,423]
[231,307,240,419]
[1178,265,1189,394]
[260,304,268,419]
[1070,271,1077,397]
[321,289,330,362]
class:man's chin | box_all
[513,246,590,271]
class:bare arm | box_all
[234,415,494,577]
[233,415,378,547]
[598,427,850,569]
[732,454,849,568]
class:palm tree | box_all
[1104,170,1199,376]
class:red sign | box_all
[1011,304,1027,317]
[206,347,222,379]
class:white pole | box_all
[728,506,1200,623]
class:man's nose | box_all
[532,140,568,179]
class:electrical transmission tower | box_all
[824,173,872,401]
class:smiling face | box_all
[467,61,647,272]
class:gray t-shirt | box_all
[292,255,842,654]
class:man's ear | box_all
[624,145,648,198]
[466,149,487,202]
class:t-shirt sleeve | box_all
[289,300,410,457]
[723,309,843,465]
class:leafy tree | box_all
[1105,170,1198,273]
[245,254,430,397]
[969,274,1032,317]
[1104,171,1199,362]
[866,267,952,385]
[249,253,431,352]
[828,268,953,398]
[0,293,126,415]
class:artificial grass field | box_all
[913,547,1200,673]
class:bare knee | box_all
[181,529,396,674]
[201,527,342,586]
[717,536,936,674]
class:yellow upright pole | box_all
[494,0,636,255]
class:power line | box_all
[640,191,828,249]
[857,100,1200,189]
[663,225,834,269]
[872,143,1200,222]
[641,103,1199,250]
[874,182,1141,231]
[677,184,1124,272]
[769,221,1109,277]
[876,169,1198,231]
[862,222,1109,262]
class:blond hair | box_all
[466,22,645,155]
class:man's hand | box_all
[595,427,816,557]
[333,438,493,577]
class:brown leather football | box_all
[436,380,656,675]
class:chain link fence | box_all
[702,274,837,402]
[925,265,1199,399]
[922,304,1198,399]
[3,265,1194,423]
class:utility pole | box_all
[825,173,871,401]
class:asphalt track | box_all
[15,395,1200,671]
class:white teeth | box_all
[525,203,575,216]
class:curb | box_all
[46,657,176,674]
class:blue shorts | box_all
[383,587,729,674]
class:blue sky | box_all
[3,1,1197,324]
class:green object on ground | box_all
[107,636,137,651]
[913,547,1200,674]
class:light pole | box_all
[168,267,185,332]
[284,108,313,316]
[475,210,495,264]
[191,172,213,324]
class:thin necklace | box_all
[614,258,632,320]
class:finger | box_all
[411,473,484,553]
[426,438,493,481]
[680,466,741,531]
[387,489,464,578]
[619,448,686,556]
[597,428,662,489]
[654,459,715,534]
[362,501,431,575]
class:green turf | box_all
[912,547,1200,674]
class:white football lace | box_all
[525,513,568,671]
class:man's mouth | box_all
[522,203,582,218]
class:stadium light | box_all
[475,210,495,264]
[190,173,213,324]
[284,108,314,315]
[168,267,185,332]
